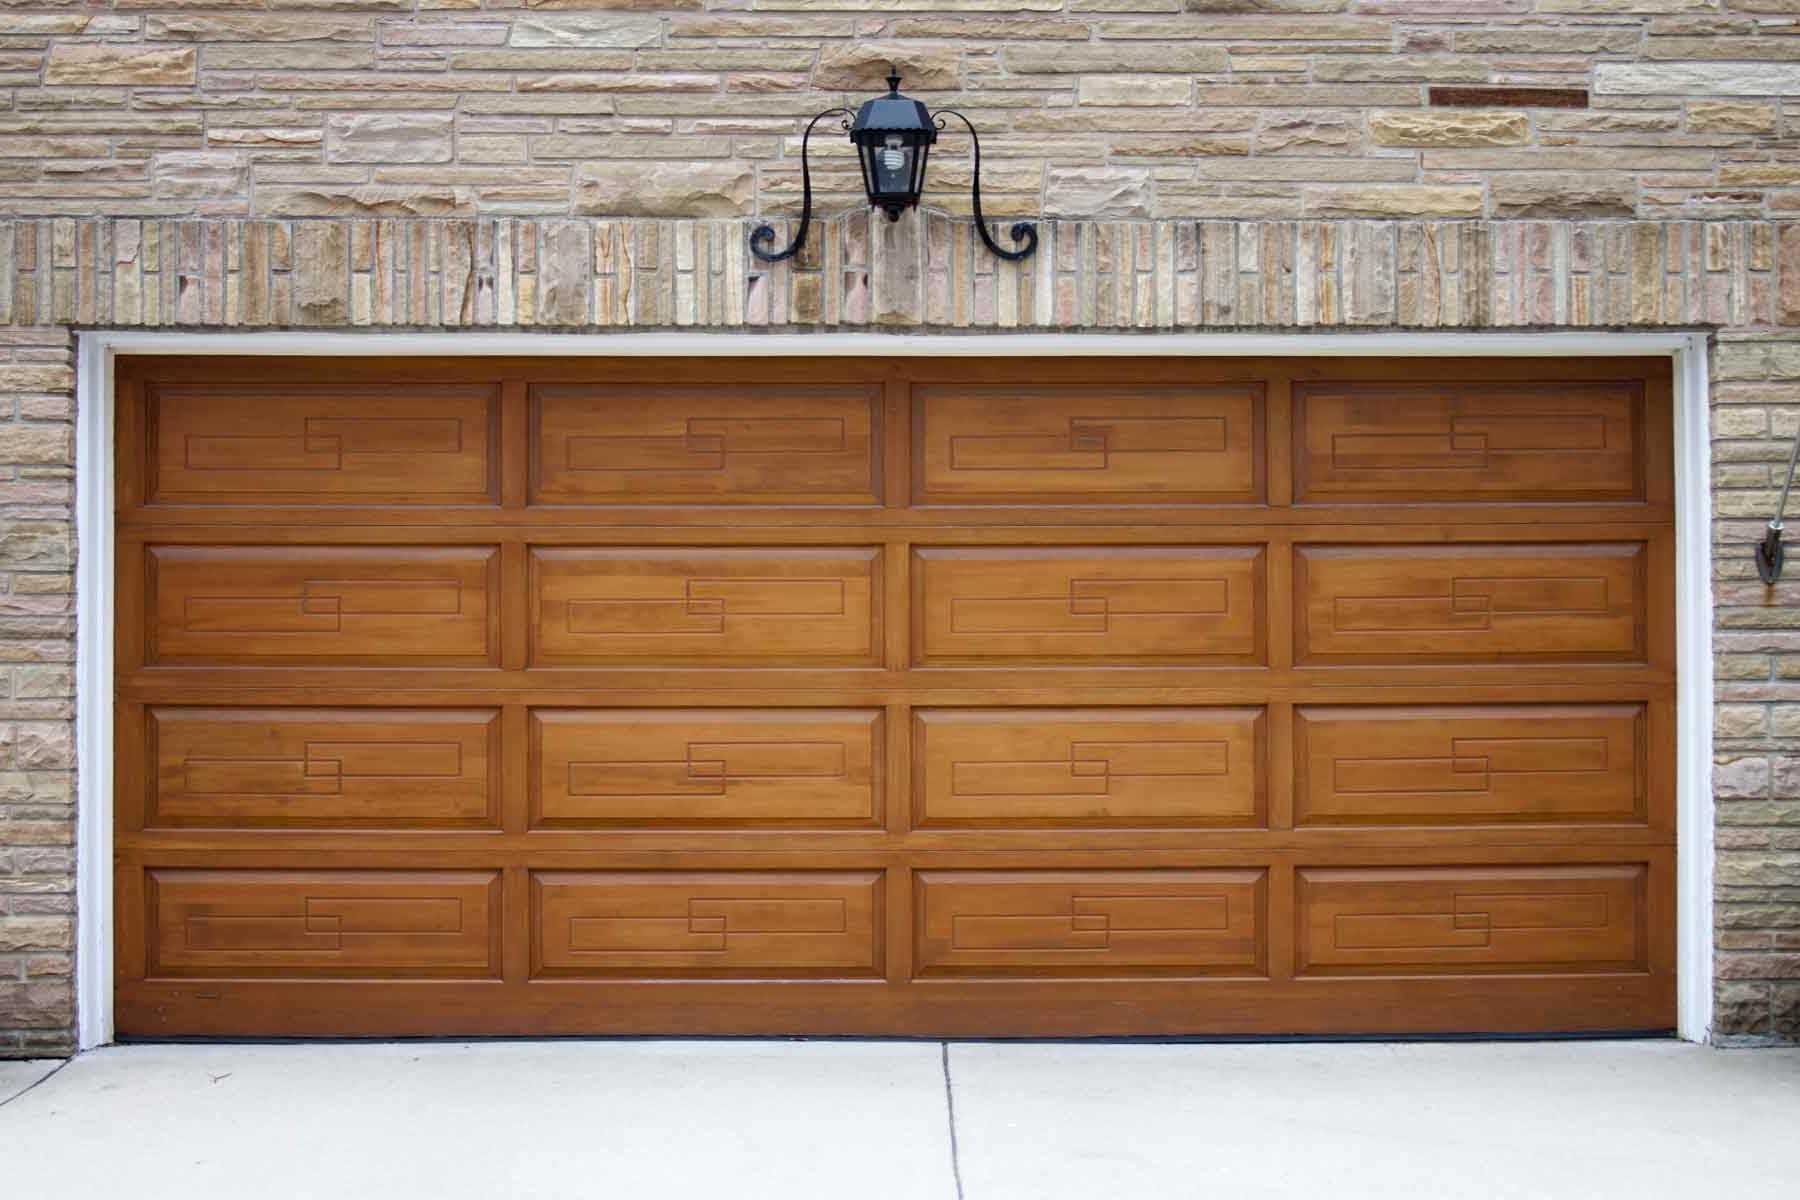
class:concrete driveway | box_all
[2,1040,1796,1199]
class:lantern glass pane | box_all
[873,134,915,200]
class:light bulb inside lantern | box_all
[880,135,906,173]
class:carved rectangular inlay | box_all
[1297,865,1647,976]
[914,708,1263,828]
[915,870,1264,977]
[532,384,879,505]
[915,547,1263,665]
[915,384,1262,503]
[149,707,499,828]
[1296,543,1644,664]
[147,869,500,978]
[533,709,881,827]
[148,546,497,666]
[1296,705,1645,826]
[533,871,882,978]
[1295,383,1644,502]
[148,385,498,504]
[532,547,880,666]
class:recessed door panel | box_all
[533,871,883,979]
[1296,705,1645,826]
[1297,865,1647,976]
[1295,382,1643,503]
[147,385,498,504]
[1296,543,1644,664]
[915,870,1265,978]
[533,384,879,505]
[916,384,1262,503]
[915,708,1264,828]
[149,707,499,828]
[533,709,881,827]
[532,547,881,666]
[916,547,1265,665]
[147,546,497,666]
[146,869,501,979]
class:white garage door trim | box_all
[73,329,1715,1048]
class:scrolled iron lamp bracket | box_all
[750,68,1038,266]
[1756,424,1800,583]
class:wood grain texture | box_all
[532,384,879,505]
[1294,382,1643,503]
[915,384,1262,504]
[915,546,1265,666]
[113,355,1678,1039]
[1295,704,1645,826]
[147,383,500,505]
[1295,542,1645,665]
[914,708,1264,829]
[149,707,500,829]
[533,709,881,828]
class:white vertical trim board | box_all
[1674,334,1716,1043]
[74,335,115,1051]
[70,329,1715,1048]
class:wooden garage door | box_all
[113,356,1676,1038]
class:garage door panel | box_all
[916,547,1264,665]
[146,385,500,505]
[115,356,1676,1038]
[532,547,881,666]
[1295,383,1644,503]
[1296,865,1647,977]
[1294,704,1645,826]
[914,708,1264,828]
[1296,543,1644,664]
[915,869,1265,978]
[533,709,882,828]
[915,384,1262,503]
[533,871,883,979]
[146,869,501,979]
[532,384,879,505]
[148,707,500,829]
[148,546,498,666]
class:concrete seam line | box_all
[0,1058,73,1112]
[941,1043,966,1200]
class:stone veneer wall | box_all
[0,213,1798,1052]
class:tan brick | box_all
[44,45,194,86]
[1077,76,1192,106]
[1303,185,1484,217]
[1370,110,1530,148]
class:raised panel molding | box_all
[1297,865,1648,976]
[532,547,881,666]
[147,546,498,666]
[915,870,1265,977]
[532,384,879,505]
[1296,543,1645,665]
[915,546,1265,666]
[914,708,1264,828]
[146,385,499,505]
[533,709,881,827]
[533,871,883,978]
[149,707,499,828]
[915,384,1262,503]
[147,870,501,978]
[1295,705,1646,826]
[1295,382,1645,503]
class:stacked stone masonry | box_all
[2,0,1800,1052]
[8,6,1800,221]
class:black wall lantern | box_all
[751,68,1038,265]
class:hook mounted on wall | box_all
[1756,426,1800,583]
